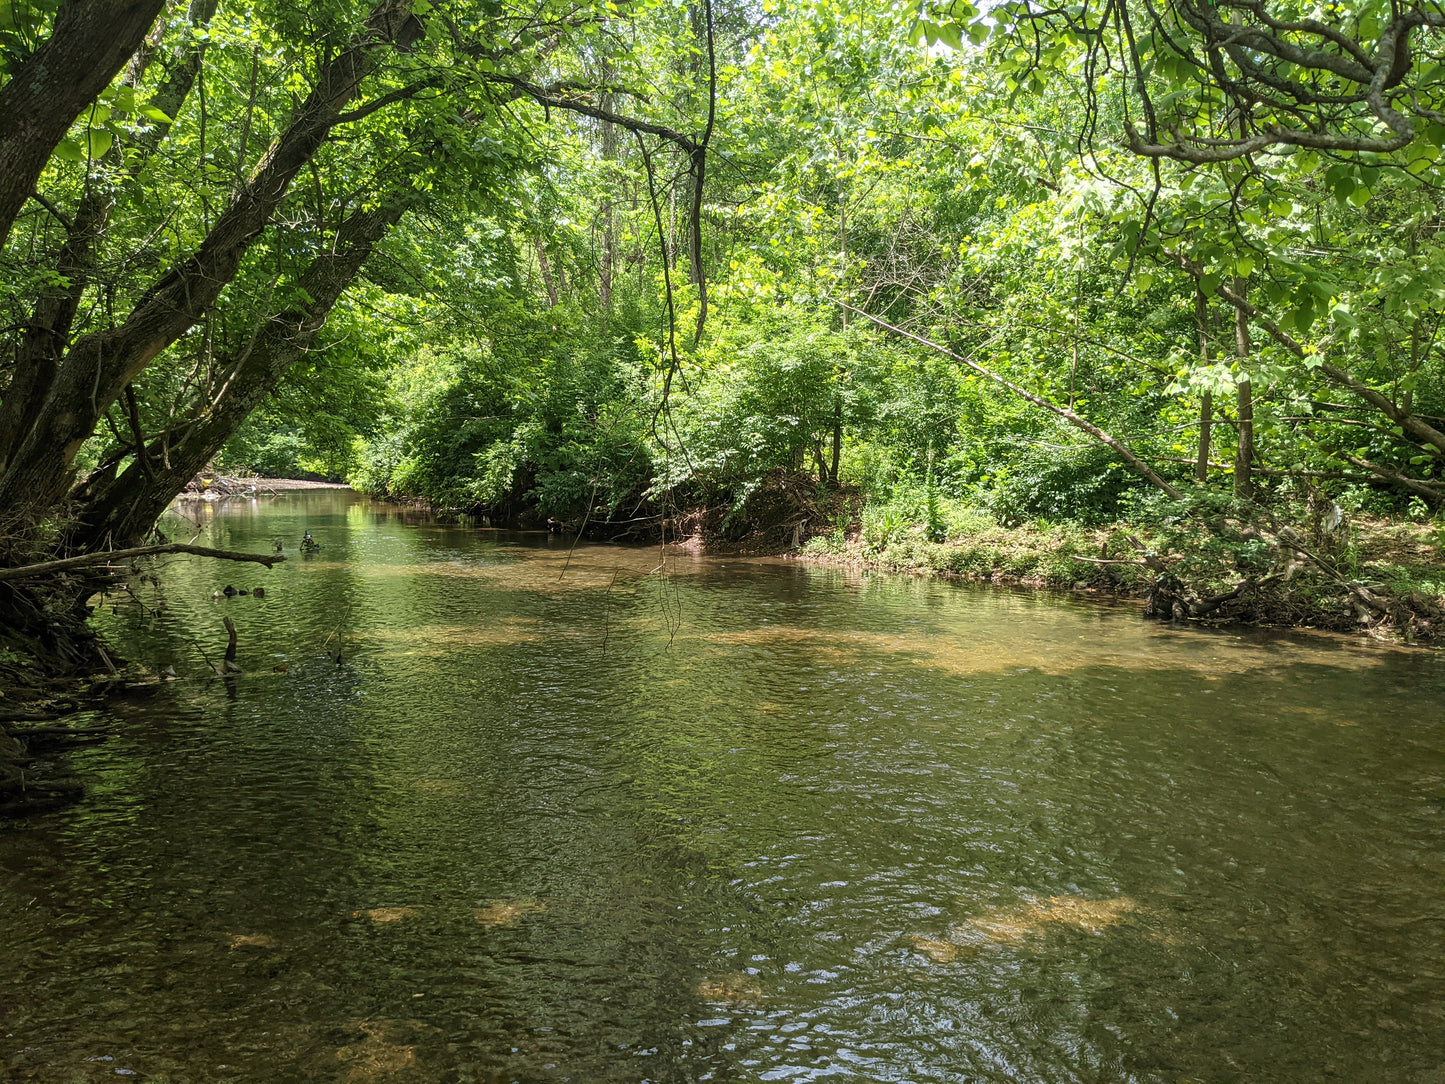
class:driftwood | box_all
[0,543,284,582]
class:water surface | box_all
[2,490,1442,1082]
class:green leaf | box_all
[140,106,173,124]
[54,139,84,162]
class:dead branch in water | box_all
[0,543,284,582]
[221,617,241,674]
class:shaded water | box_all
[2,490,1443,1082]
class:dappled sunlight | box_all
[696,972,765,1003]
[357,551,666,592]
[691,619,1400,680]
[360,619,542,650]
[334,1018,433,1082]
[22,492,1437,1084]
[474,898,548,927]
[914,895,1144,963]
[354,906,421,924]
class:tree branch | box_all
[828,296,1184,500]
[0,543,285,582]
[478,71,699,151]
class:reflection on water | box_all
[2,490,1444,1082]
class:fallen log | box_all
[0,543,284,582]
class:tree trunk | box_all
[0,0,425,517]
[1233,278,1254,501]
[828,394,842,485]
[0,0,167,247]
[535,237,559,307]
[835,298,1185,501]
[1195,288,1212,484]
[598,81,617,316]
[69,198,409,550]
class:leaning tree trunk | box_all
[0,0,425,521]
[0,0,167,248]
[69,199,410,549]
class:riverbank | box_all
[364,471,1445,644]
[180,473,352,497]
[792,511,1445,644]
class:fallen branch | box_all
[1188,573,1285,617]
[0,543,284,582]
[1336,453,1445,503]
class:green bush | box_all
[985,443,1144,526]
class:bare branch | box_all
[0,543,284,583]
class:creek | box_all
[2,490,1442,1082]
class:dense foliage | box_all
[4,0,1445,570]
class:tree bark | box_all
[1170,249,1445,463]
[0,0,167,247]
[828,394,842,485]
[598,78,618,316]
[0,543,283,582]
[535,237,559,306]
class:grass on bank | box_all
[798,487,1445,639]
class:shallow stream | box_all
[2,490,1442,1082]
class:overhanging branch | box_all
[0,543,285,582]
